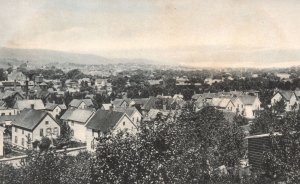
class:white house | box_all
[11,109,60,149]
[0,107,18,116]
[0,126,5,157]
[85,110,137,152]
[271,90,298,112]
[45,103,67,118]
[69,99,94,109]
[233,95,261,119]
[14,99,45,112]
[60,109,95,142]
[114,107,142,126]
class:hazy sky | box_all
[1,0,300,67]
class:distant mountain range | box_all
[0,47,155,68]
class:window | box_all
[71,130,74,136]
[40,129,43,136]
[53,127,58,136]
[45,121,49,125]
[28,133,30,139]
[15,136,17,144]
[9,112,11,116]
[1,113,5,116]
[71,121,74,126]
[123,122,125,126]
[15,127,18,132]
[22,130,24,134]
[22,138,24,146]
[132,118,135,122]
[46,128,52,136]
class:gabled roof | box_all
[58,104,67,110]
[69,99,94,108]
[238,95,258,105]
[130,98,149,105]
[276,90,295,101]
[112,99,127,107]
[12,109,53,131]
[61,109,94,123]
[14,99,45,110]
[45,103,58,111]
[85,110,127,132]
[143,97,158,110]
[114,107,140,117]
[295,90,300,97]
[191,94,201,100]
[0,90,23,100]
[45,103,66,111]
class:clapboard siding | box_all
[248,136,271,169]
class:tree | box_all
[39,137,51,152]
[272,99,286,114]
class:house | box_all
[78,78,91,86]
[0,115,17,127]
[271,90,298,112]
[209,97,235,112]
[234,95,261,119]
[276,73,290,80]
[95,79,108,89]
[114,107,142,126]
[112,99,129,108]
[69,99,94,109]
[11,109,60,149]
[204,78,223,85]
[7,70,26,82]
[148,79,163,86]
[0,107,18,116]
[176,76,191,86]
[85,110,137,152]
[0,90,24,102]
[14,99,45,111]
[0,126,5,157]
[60,109,95,142]
[45,103,66,118]
[101,104,113,110]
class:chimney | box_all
[109,104,113,112]
[25,80,29,99]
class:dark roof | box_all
[277,90,295,101]
[0,115,17,123]
[0,90,23,100]
[112,99,127,107]
[45,103,60,111]
[114,107,139,117]
[69,99,94,108]
[143,97,158,110]
[85,110,126,132]
[12,109,53,131]
[238,95,258,105]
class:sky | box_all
[1,0,300,68]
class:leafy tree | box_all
[39,137,51,152]
[272,99,286,114]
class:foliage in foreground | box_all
[0,107,246,183]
